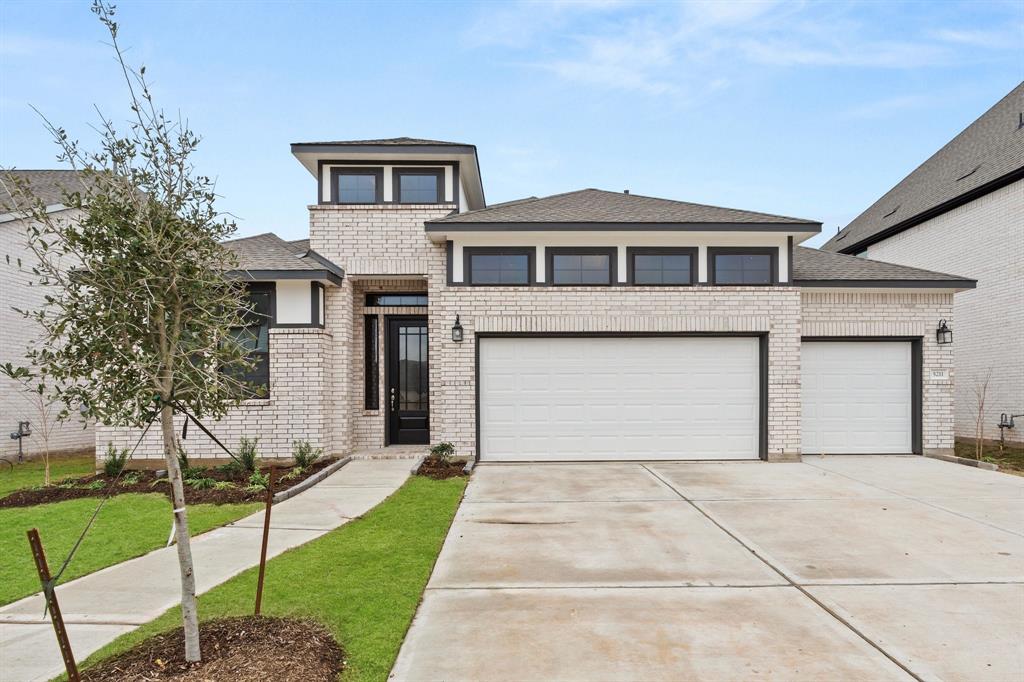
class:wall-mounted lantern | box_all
[452,315,464,343]
[936,319,953,345]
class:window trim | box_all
[229,282,274,399]
[463,246,536,287]
[363,315,379,410]
[393,168,444,204]
[626,247,697,286]
[707,247,778,286]
[330,167,384,205]
[546,247,617,286]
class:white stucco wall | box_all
[865,179,1023,443]
[275,280,313,325]
[0,212,94,459]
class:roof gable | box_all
[824,81,1024,253]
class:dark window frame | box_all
[364,293,429,307]
[227,282,274,399]
[546,247,617,286]
[393,168,445,204]
[708,247,778,286]
[363,315,380,410]
[463,246,536,286]
[330,167,384,205]
[626,247,697,286]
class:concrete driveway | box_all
[391,456,1024,681]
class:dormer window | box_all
[395,169,444,204]
[332,168,383,204]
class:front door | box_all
[386,317,429,444]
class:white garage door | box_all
[478,336,761,461]
[801,341,913,455]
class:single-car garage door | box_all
[801,341,914,455]
[478,336,761,461]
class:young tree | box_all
[0,1,255,662]
[971,369,992,461]
[0,365,61,485]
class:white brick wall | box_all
[95,328,331,462]
[800,291,956,453]
[1,212,94,459]
[865,180,1023,443]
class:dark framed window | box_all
[331,167,383,204]
[227,282,274,398]
[708,247,778,286]
[627,247,696,285]
[464,247,534,285]
[365,293,428,307]
[394,168,444,204]
[547,247,616,286]
[364,315,379,410]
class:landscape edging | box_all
[273,456,352,503]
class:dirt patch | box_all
[954,438,1024,476]
[81,616,344,682]
[0,459,337,508]
[416,456,467,480]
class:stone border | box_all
[924,452,999,471]
[410,455,426,474]
[273,456,352,503]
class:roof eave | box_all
[425,221,822,232]
[794,278,976,290]
[227,269,344,286]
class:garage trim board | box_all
[475,333,768,462]
[801,337,922,455]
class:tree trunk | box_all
[44,451,50,487]
[160,403,202,662]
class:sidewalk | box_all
[0,459,411,682]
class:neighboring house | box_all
[98,137,976,464]
[1,170,94,460]
[822,82,1023,444]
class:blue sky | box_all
[1,1,1021,247]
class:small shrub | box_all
[82,479,106,490]
[212,481,237,491]
[185,477,216,490]
[102,443,130,477]
[237,437,260,475]
[176,444,204,481]
[120,472,140,487]
[292,440,323,470]
[216,461,244,479]
[247,470,269,491]
[429,442,456,465]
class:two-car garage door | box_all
[478,336,761,461]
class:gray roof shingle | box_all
[824,81,1024,253]
[1,170,85,210]
[429,189,819,226]
[291,137,471,147]
[223,233,343,280]
[793,246,975,287]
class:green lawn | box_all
[76,475,466,682]
[0,494,260,606]
[0,455,95,498]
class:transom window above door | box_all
[709,248,777,285]
[332,168,383,204]
[628,248,696,285]
[464,247,533,285]
[547,247,616,286]
[394,169,444,204]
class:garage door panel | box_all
[479,336,761,461]
[801,341,912,455]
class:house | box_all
[821,82,1023,445]
[97,137,977,464]
[1,170,94,460]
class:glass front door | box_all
[386,317,429,444]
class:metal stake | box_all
[27,528,80,682]
[254,465,276,616]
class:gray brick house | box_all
[822,82,1023,444]
[99,138,977,463]
[1,170,93,460]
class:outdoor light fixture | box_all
[936,319,953,345]
[452,315,464,343]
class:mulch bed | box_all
[416,456,467,480]
[0,459,337,508]
[81,616,344,681]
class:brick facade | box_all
[865,180,1023,443]
[1,212,94,459]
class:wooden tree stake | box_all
[27,528,80,682]
[254,465,277,616]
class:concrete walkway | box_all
[392,456,1024,681]
[0,459,411,682]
